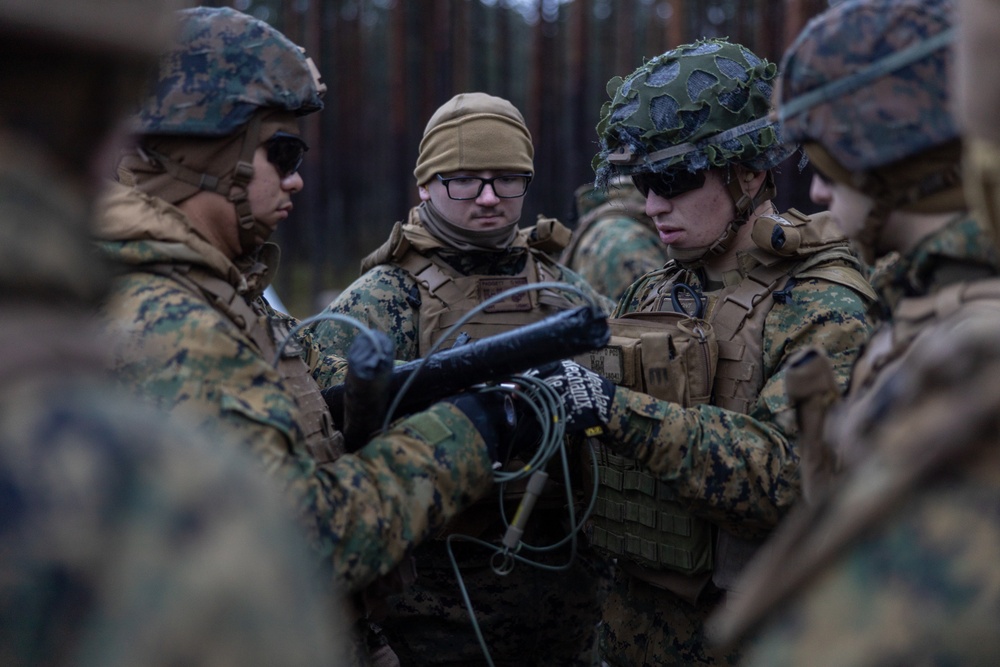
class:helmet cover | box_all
[134,6,325,137]
[594,38,793,187]
[777,0,955,172]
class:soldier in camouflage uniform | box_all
[0,1,348,665]
[705,0,1000,663]
[94,9,508,666]
[310,92,613,666]
[561,176,670,301]
[527,38,877,666]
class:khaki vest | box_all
[146,263,345,465]
[362,214,578,535]
[576,209,876,601]
[826,277,1000,472]
[361,215,576,356]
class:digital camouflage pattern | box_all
[709,214,1000,660]
[0,131,346,665]
[94,184,495,596]
[594,38,793,186]
[866,213,1000,316]
[716,302,1000,666]
[777,0,955,172]
[134,6,325,137]
[592,253,875,666]
[561,177,669,301]
[702,0,1000,661]
[310,210,614,665]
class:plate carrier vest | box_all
[361,212,577,356]
[575,208,876,601]
[361,213,580,535]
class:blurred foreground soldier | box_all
[533,39,876,666]
[311,92,612,666]
[707,0,1000,663]
[0,0,346,665]
[960,0,1000,237]
[561,176,670,301]
[95,9,505,665]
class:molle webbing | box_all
[589,209,870,590]
[581,306,720,580]
[144,264,344,463]
[385,224,581,533]
[396,245,575,356]
[588,445,716,580]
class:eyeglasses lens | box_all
[437,174,531,200]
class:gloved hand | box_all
[524,359,616,435]
[441,389,517,462]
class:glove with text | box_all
[525,359,616,435]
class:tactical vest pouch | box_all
[587,447,715,576]
[525,215,572,254]
[574,312,718,406]
[750,208,846,257]
[576,312,718,577]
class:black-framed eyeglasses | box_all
[265,131,309,178]
[436,173,532,200]
[631,170,706,200]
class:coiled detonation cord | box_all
[273,282,604,667]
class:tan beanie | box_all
[413,92,534,186]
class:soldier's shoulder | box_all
[0,381,345,665]
[332,263,417,313]
[109,267,222,319]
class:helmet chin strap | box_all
[851,161,963,265]
[228,113,265,255]
[140,113,266,257]
[668,167,776,267]
[851,201,889,266]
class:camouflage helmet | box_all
[0,0,182,56]
[134,6,325,137]
[777,0,955,173]
[594,38,794,187]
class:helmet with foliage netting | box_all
[134,6,325,137]
[594,38,793,187]
[777,0,955,173]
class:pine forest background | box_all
[198,0,831,316]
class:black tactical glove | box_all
[524,359,616,435]
[441,390,517,462]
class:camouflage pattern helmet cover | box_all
[0,0,184,55]
[134,6,325,137]
[777,0,956,172]
[594,38,794,187]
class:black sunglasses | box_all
[631,170,706,200]
[265,131,309,178]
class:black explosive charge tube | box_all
[324,304,610,443]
